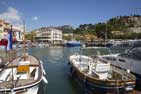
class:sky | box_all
[0,0,141,31]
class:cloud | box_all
[32,16,38,21]
[0,7,21,23]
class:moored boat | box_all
[66,41,82,47]
[99,47,141,87]
[106,40,141,48]
[0,54,47,94]
[68,54,136,94]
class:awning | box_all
[0,39,8,46]
[13,37,17,42]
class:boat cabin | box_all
[92,63,111,80]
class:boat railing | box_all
[0,63,43,92]
[112,65,135,81]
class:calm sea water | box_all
[27,47,111,94]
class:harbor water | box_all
[28,47,109,94]
[0,46,138,94]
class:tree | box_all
[63,35,72,41]
[25,32,36,42]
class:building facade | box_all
[12,25,24,42]
[0,19,10,40]
[35,27,62,44]
[0,19,23,42]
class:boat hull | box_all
[100,55,141,87]
[23,85,39,94]
[68,61,135,94]
[66,42,82,47]
[0,55,46,94]
[0,84,39,94]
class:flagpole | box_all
[10,25,13,50]
[10,25,14,88]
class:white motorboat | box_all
[68,54,135,94]
[99,47,141,86]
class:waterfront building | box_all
[0,20,4,40]
[12,25,24,42]
[0,19,10,40]
[35,27,62,44]
[0,19,23,43]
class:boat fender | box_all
[43,68,46,75]
[126,69,130,73]
[40,60,46,75]
[40,60,43,64]
[42,76,48,84]
[11,89,15,94]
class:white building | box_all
[12,25,24,42]
[35,27,62,44]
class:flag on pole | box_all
[7,26,13,51]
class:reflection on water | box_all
[28,47,83,94]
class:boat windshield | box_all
[119,47,141,60]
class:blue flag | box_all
[9,29,13,50]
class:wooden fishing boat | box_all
[0,54,47,94]
[68,54,136,94]
[0,20,48,94]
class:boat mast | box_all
[23,20,26,60]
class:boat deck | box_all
[0,79,35,88]
[7,55,40,67]
[71,55,135,81]
[110,65,135,81]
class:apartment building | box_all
[35,27,62,44]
